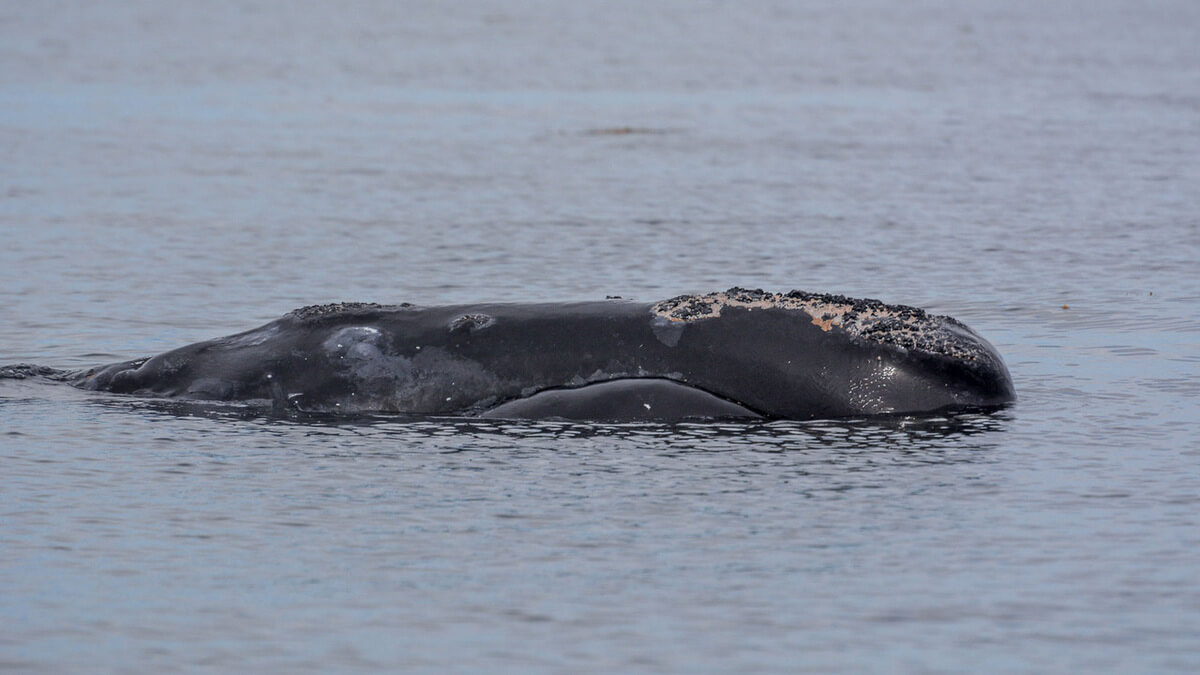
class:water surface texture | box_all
[2,0,1199,672]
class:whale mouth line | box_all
[479,377,767,422]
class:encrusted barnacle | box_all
[651,287,991,364]
[449,313,496,333]
[288,302,410,322]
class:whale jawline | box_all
[479,377,764,422]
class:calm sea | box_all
[2,0,1198,671]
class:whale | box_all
[4,289,1015,421]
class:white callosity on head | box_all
[651,288,992,364]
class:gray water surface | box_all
[2,0,1199,672]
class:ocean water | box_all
[2,0,1199,672]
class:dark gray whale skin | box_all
[55,289,1015,421]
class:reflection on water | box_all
[93,392,1010,452]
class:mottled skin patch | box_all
[652,287,991,365]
